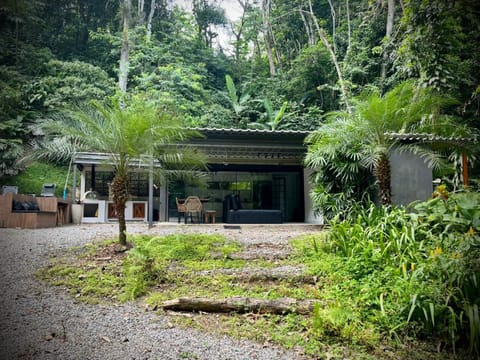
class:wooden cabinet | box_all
[108,203,118,219]
[105,201,147,221]
[132,202,145,219]
[82,200,147,223]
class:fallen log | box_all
[237,272,317,284]
[226,252,290,260]
[197,268,316,284]
[161,297,317,315]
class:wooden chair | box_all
[184,196,203,223]
[176,197,187,223]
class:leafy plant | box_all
[29,97,205,245]
[248,99,288,130]
[317,190,480,355]
[225,74,252,126]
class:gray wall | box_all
[390,149,433,206]
[303,168,323,224]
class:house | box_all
[71,129,476,224]
[71,128,323,224]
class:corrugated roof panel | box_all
[192,127,311,135]
[386,132,478,144]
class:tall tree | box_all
[262,0,276,76]
[193,0,227,48]
[305,0,350,111]
[230,0,250,63]
[395,0,480,126]
[119,0,131,92]
[146,0,156,42]
[381,0,395,80]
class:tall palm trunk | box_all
[374,154,392,205]
[111,173,129,245]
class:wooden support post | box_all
[462,152,469,188]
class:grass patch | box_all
[38,225,473,359]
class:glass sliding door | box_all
[168,167,304,223]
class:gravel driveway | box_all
[0,223,319,360]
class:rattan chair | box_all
[184,196,203,223]
[176,197,187,223]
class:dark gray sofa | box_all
[223,194,282,224]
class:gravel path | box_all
[0,223,319,360]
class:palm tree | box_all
[30,98,205,245]
[306,81,468,206]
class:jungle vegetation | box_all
[2,1,480,358]
[1,0,479,177]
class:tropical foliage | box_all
[322,189,480,355]
[305,81,474,214]
[39,189,479,358]
[1,0,479,356]
[0,0,478,177]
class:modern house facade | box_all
[72,128,323,224]
[71,130,475,225]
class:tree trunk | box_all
[374,153,392,205]
[262,0,276,76]
[327,0,336,54]
[111,173,129,245]
[381,0,395,79]
[161,297,317,315]
[146,0,156,42]
[299,7,315,45]
[137,0,145,23]
[232,0,249,62]
[346,0,351,52]
[306,0,350,111]
[119,0,131,93]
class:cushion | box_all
[230,194,242,210]
[13,200,23,211]
[12,200,40,211]
[27,201,40,211]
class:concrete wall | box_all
[303,168,323,224]
[390,149,433,206]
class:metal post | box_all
[72,165,77,202]
[148,158,154,228]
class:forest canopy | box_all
[0,0,479,177]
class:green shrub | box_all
[309,190,480,355]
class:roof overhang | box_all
[189,127,308,165]
[74,128,311,168]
